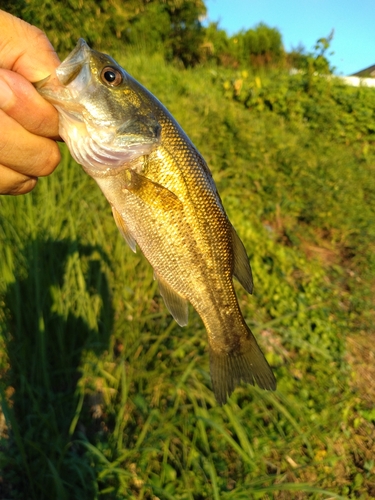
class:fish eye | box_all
[100,66,123,86]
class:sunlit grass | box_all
[0,52,374,499]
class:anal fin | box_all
[156,273,188,327]
[112,206,137,253]
[231,226,253,294]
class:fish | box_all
[36,39,276,404]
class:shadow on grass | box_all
[0,237,114,500]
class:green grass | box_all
[0,52,374,499]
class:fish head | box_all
[36,39,161,174]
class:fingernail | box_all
[0,77,14,108]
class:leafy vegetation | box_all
[1,4,375,499]
[203,22,284,68]
[2,0,207,63]
[3,0,327,71]
[288,32,335,74]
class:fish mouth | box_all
[35,38,92,104]
[56,38,91,86]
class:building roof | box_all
[351,64,375,78]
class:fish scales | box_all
[36,39,276,404]
[99,107,240,345]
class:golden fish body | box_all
[37,39,276,404]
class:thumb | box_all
[0,69,60,139]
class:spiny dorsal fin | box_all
[231,226,253,294]
[156,273,188,327]
[112,206,137,253]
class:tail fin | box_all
[209,332,276,405]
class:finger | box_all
[0,69,60,139]
[0,10,60,81]
[0,163,38,195]
[0,109,61,177]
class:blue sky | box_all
[204,0,375,75]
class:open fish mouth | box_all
[56,38,91,86]
[35,38,92,105]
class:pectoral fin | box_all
[125,170,182,212]
[231,226,253,294]
[156,273,188,327]
[112,206,137,253]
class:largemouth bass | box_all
[36,39,276,404]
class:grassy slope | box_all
[0,52,374,499]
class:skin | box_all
[0,9,61,195]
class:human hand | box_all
[0,9,61,195]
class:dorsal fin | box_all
[156,273,188,327]
[231,226,253,294]
[112,206,137,253]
